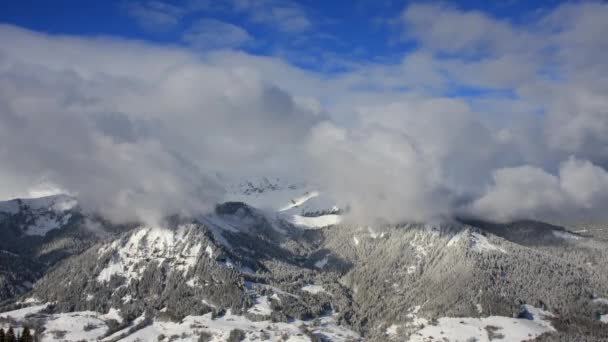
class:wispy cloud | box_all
[123,0,313,34]
[232,0,312,33]
[122,0,185,32]
[183,18,253,49]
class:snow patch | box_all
[447,231,464,247]
[271,293,281,302]
[40,311,108,342]
[202,299,216,308]
[248,296,272,316]
[24,211,72,236]
[407,235,433,274]
[186,277,198,287]
[470,232,506,253]
[302,285,328,295]
[368,227,386,239]
[101,308,123,323]
[291,214,341,228]
[315,256,328,269]
[205,245,213,258]
[278,191,320,211]
[409,305,554,342]
[593,297,608,305]
[385,324,399,336]
[15,297,40,305]
[100,314,146,342]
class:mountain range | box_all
[1,179,608,341]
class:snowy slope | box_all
[0,305,360,342]
[96,225,204,284]
[122,311,359,342]
[0,194,77,236]
[0,303,48,320]
[40,311,109,341]
[390,305,554,342]
[470,232,507,253]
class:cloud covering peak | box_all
[1,1,608,225]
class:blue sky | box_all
[0,0,563,71]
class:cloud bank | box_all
[1,2,608,225]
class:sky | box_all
[0,0,607,225]
[0,0,563,71]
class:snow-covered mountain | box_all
[1,189,608,341]
[0,195,77,236]
[0,195,125,301]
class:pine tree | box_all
[0,328,5,342]
[5,327,15,342]
[20,327,33,342]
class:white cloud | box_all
[0,24,319,224]
[469,158,608,223]
[468,165,567,222]
[183,19,253,49]
[1,1,608,226]
[307,121,452,224]
[401,3,535,57]
[559,158,608,210]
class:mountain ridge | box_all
[1,188,608,340]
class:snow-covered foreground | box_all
[41,311,109,341]
[0,305,110,341]
[0,305,360,341]
[118,310,358,342]
[400,305,555,342]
